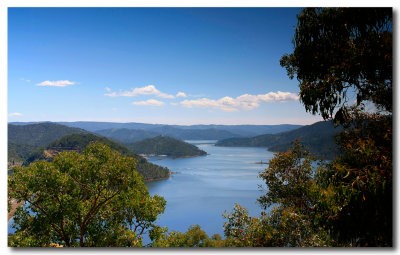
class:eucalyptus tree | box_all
[8,142,166,247]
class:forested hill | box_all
[8,123,88,147]
[8,123,89,165]
[26,133,170,181]
[8,142,38,165]
[125,136,207,158]
[216,121,342,160]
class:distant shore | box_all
[144,172,174,183]
[142,154,207,160]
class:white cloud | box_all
[132,99,165,106]
[36,80,76,87]
[20,78,31,83]
[104,92,117,97]
[105,85,175,99]
[176,92,187,98]
[105,87,111,92]
[8,112,23,117]
[180,97,239,112]
[180,91,299,112]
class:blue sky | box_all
[8,7,323,125]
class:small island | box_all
[125,136,207,158]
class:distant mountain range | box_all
[125,136,207,158]
[216,121,342,160]
[9,121,303,141]
[8,121,337,162]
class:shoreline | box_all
[142,154,207,159]
[144,172,174,183]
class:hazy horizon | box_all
[7,119,321,126]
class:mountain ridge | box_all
[9,121,304,138]
[216,121,342,160]
[8,122,88,147]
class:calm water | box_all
[146,140,274,237]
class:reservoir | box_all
[146,140,274,237]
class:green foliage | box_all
[258,141,318,210]
[223,141,332,247]
[8,142,166,247]
[217,120,341,160]
[8,142,38,166]
[221,7,393,248]
[222,114,392,247]
[222,204,267,247]
[25,133,170,182]
[318,109,392,246]
[279,7,392,246]
[280,8,392,122]
[125,136,207,158]
[150,225,225,247]
[223,204,331,247]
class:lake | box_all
[146,140,274,238]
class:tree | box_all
[223,141,332,247]
[221,8,393,247]
[150,225,224,247]
[280,8,392,123]
[320,109,392,246]
[280,7,392,246]
[222,8,392,247]
[8,142,166,247]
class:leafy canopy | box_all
[221,8,393,248]
[320,109,392,246]
[280,8,392,122]
[25,133,170,181]
[150,225,225,247]
[223,141,332,247]
[8,142,166,247]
